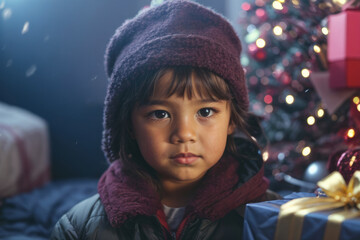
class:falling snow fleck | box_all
[2,8,12,20]
[26,65,37,77]
[6,59,12,67]
[44,35,50,42]
[0,1,5,9]
[22,22,29,34]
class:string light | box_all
[301,68,310,78]
[313,45,321,53]
[242,2,251,11]
[353,96,360,105]
[256,8,266,18]
[347,128,356,138]
[273,26,283,36]
[292,0,299,5]
[263,151,269,161]
[357,104,360,112]
[307,116,315,125]
[256,38,266,48]
[302,146,311,156]
[265,105,274,113]
[264,94,273,104]
[317,108,325,118]
[321,27,329,35]
[272,1,283,10]
[333,0,347,6]
[285,95,294,104]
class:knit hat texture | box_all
[103,0,248,163]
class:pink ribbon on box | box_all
[0,124,50,195]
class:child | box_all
[51,0,272,239]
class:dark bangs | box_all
[136,66,233,105]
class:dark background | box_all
[0,0,226,180]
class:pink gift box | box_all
[327,9,360,89]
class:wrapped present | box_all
[0,102,51,199]
[327,5,360,89]
[243,172,360,240]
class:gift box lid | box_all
[328,10,360,61]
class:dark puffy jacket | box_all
[51,193,248,239]
[51,140,269,240]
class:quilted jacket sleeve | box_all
[51,214,80,240]
[50,194,118,240]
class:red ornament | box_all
[255,49,267,61]
[336,148,360,183]
[248,43,267,61]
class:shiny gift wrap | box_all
[327,8,360,89]
[243,172,360,240]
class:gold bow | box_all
[274,171,360,240]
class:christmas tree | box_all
[238,0,360,192]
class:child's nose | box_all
[170,116,196,144]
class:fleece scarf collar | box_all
[98,156,268,227]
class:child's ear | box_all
[227,122,236,135]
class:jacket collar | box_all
[98,155,268,227]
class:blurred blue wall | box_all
[0,0,225,180]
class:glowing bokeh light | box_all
[322,27,329,35]
[347,128,356,138]
[313,45,321,53]
[350,156,356,167]
[353,96,360,104]
[302,146,311,156]
[301,68,310,78]
[256,38,266,48]
[285,95,294,104]
[317,108,325,118]
[256,8,266,18]
[242,2,251,11]
[272,1,283,10]
[265,105,274,113]
[264,94,273,104]
[273,26,283,36]
[263,151,269,161]
[307,116,315,125]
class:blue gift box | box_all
[243,192,360,240]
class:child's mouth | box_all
[171,153,199,165]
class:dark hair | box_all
[115,66,255,182]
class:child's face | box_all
[131,70,234,185]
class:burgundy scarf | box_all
[98,156,268,227]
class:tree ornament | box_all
[337,148,360,183]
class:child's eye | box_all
[197,108,214,117]
[149,110,170,119]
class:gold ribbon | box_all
[274,171,360,240]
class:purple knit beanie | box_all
[103,0,248,163]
